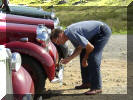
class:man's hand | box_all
[82,58,88,67]
[61,57,72,64]
[61,45,82,64]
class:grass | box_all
[53,6,127,34]
[10,0,132,6]
[9,0,130,34]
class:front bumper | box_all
[51,65,64,84]
[43,42,64,83]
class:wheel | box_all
[21,55,47,94]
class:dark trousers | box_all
[80,24,111,90]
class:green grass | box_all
[53,6,127,34]
[10,0,132,6]
[9,0,130,34]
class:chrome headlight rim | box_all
[37,31,49,42]
[36,24,51,43]
[11,52,22,72]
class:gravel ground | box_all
[44,34,127,99]
[102,35,127,60]
[66,34,127,60]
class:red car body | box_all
[0,13,60,96]
[0,21,58,81]
[12,66,34,95]
[0,0,63,96]
[0,13,54,29]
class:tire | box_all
[21,55,47,95]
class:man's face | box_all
[52,33,65,45]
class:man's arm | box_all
[82,42,94,67]
[61,45,82,64]
[84,42,94,59]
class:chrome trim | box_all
[11,52,22,72]
[6,48,12,61]
[54,17,60,28]
[36,24,51,43]
[51,65,64,84]
[37,32,49,41]
[20,37,28,42]
[51,12,55,19]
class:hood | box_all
[0,13,54,29]
[1,0,56,20]
[0,21,37,43]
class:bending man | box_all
[50,20,111,95]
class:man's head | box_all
[50,29,68,45]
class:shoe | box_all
[75,83,91,89]
[84,89,102,95]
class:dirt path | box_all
[45,35,127,95]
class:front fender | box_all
[12,66,34,94]
[6,41,55,81]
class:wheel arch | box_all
[5,41,55,81]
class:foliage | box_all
[9,0,129,34]
[53,6,127,34]
[10,0,132,6]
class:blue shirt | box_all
[64,21,104,48]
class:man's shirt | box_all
[64,20,104,48]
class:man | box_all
[50,20,111,95]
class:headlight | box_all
[37,31,49,42]
[11,52,22,72]
[36,24,51,44]
[54,17,60,29]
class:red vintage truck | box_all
[0,0,65,98]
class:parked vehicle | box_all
[0,45,34,100]
[0,0,67,95]
[1,0,60,27]
[0,21,64,95]
[0,0,70,60]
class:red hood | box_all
[0,21,58,67]
[0,22,37,43]
[0,13,54,29]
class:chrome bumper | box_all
[51,65,64,84]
